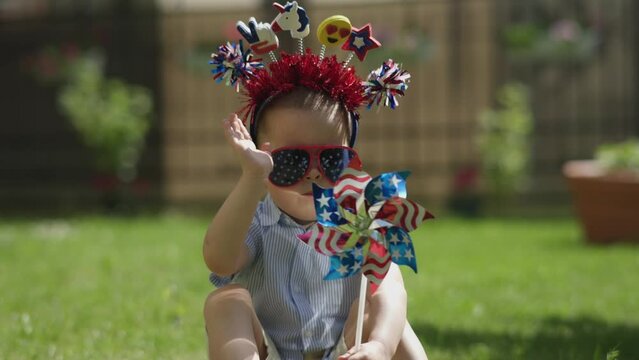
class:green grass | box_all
[0,215,637,359]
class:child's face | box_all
[260,107,349,223]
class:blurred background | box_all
[1,0,638,359]
[2,0,637,215]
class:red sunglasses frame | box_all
[268,145,362,187]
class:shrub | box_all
[58,50,153,182]
[478,83,533,201]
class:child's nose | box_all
[305,168,322,181]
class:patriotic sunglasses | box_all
[269,145,359,187]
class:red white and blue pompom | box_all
[363,60,410,109]
[210,41,264,92]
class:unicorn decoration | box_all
[271,1,310,54]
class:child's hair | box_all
[254,87,351,145]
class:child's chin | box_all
[270,189,316,222]
[283,205,315,224]
[290,194,316,220]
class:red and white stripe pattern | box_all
[362,240,391,293]
[298,224,348,256]
[374,198,434,232]
[333,167,371,205]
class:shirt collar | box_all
[261,194,312,228]
[261,194,283,226]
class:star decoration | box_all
[404,250,414,261]
[320,209,333,222]
[389,233,400,244]
[351,262,361,272]
[337,264,349,275]
[390,175,402,187]
[316,193,331,208]
[341,24,381,62]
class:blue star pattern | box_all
[319,148,356,183]
[312,183,345,226]
[324,243,365,280]
[385,227,417,273]
[270,149,309,186]
[364,171,410,204]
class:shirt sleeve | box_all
[209,208,263,287]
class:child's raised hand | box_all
[222,114,273,180]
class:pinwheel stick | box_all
[354,274,367,350]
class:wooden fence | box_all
[1,0,636,213]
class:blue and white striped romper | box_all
[210,194,360,359]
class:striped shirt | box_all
[210,194,360,359]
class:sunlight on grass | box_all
[406,218,639,359]
[0,216,637,359]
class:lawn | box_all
[0,215,637,359]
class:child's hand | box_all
[338,340,391,360]
[222,114,273,180]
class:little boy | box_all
[203,53,427,360]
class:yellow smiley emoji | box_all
[317,15,352,47]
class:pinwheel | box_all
[298,165,434,294]
[298,164,433,349]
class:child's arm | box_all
[365,263,408,357]
[203,114,272,276]
[340,264,408,359]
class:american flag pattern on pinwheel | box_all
[297,165,434,293]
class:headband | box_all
[209,1,411,146]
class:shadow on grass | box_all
[414,316,638,359]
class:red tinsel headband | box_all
[242,50,365,146]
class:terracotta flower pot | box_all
[563,160,639,244]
